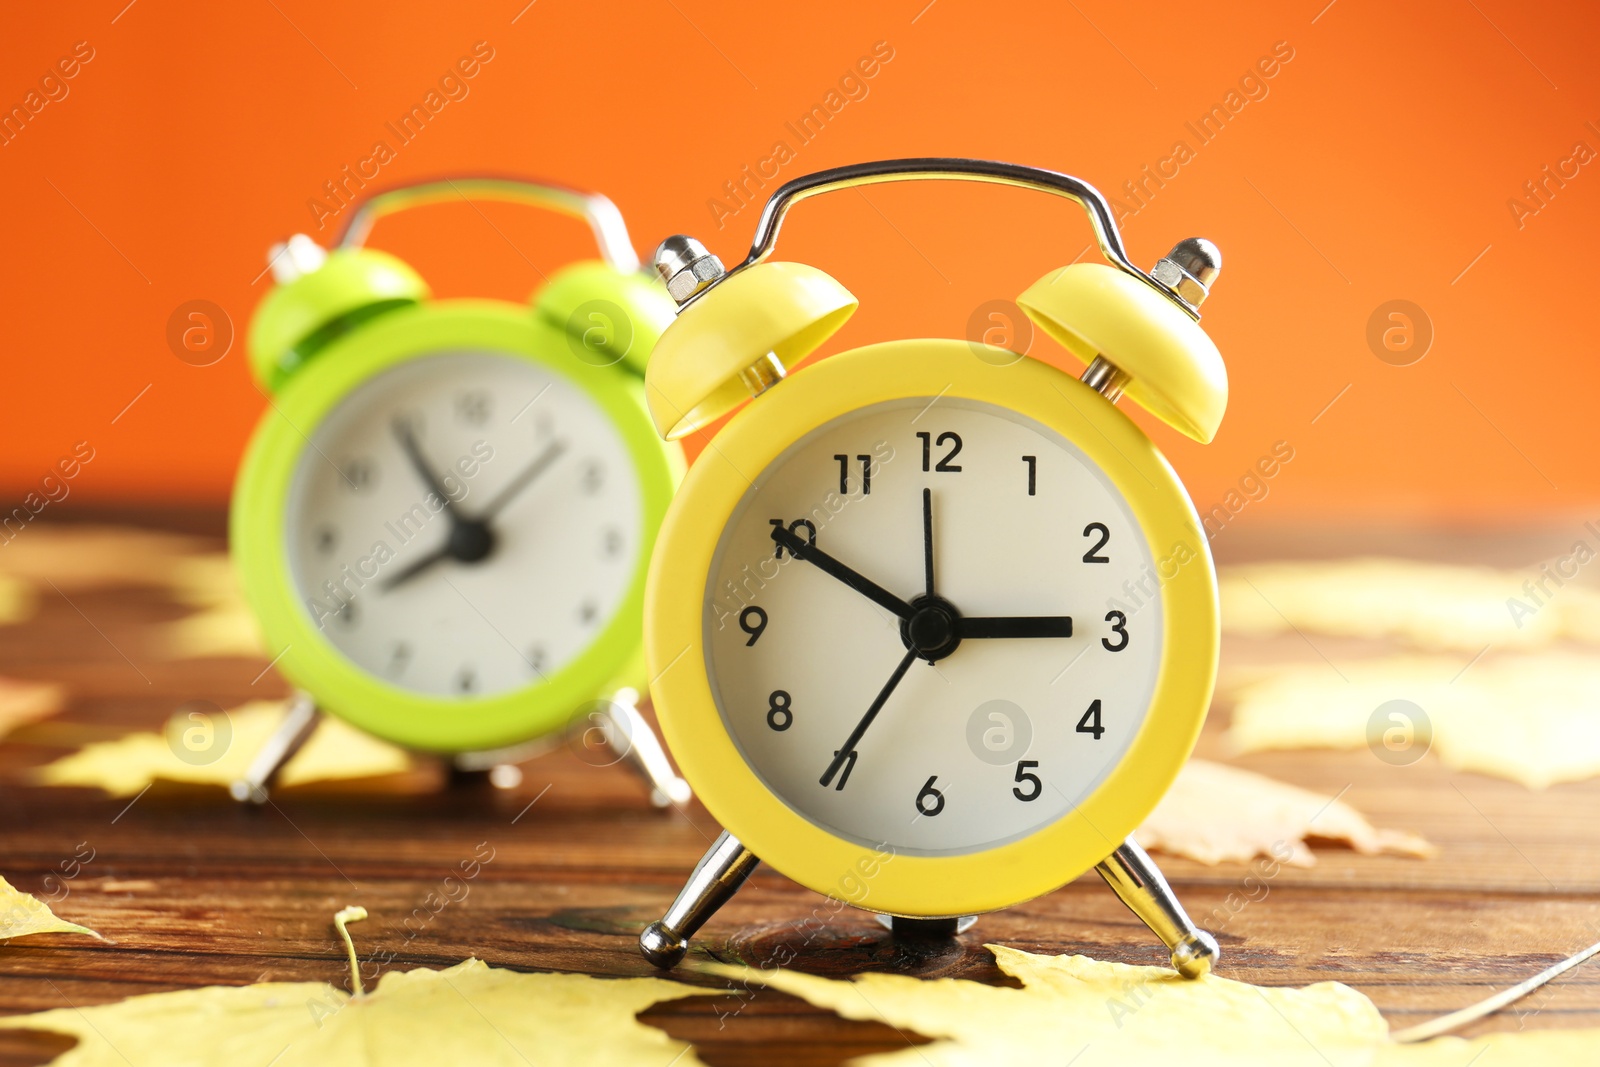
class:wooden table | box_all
[1,514,1597,1065]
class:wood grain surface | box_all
[1,513,1597,1065]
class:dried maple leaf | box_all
[1220,557,1600,651]
[715,945,1600,1066]
[0,525,206,591]
[30,700,410,797]
[1227,652,1600,788]
[0,572,34,625]
[0,908,711,1066]
[0,876,101,941]
[0,676,64,740]
[1136,759,1435,867]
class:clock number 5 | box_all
[915,431,963,472]
[915,775,946,817]
[1102,610,1129,652]
[766,690,793,731]
[1012,760,1042,802]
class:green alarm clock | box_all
[228,179,689,806]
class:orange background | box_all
[2,0,1597,527]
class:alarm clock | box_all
[228,178,689,808]
[636,159,1227,976]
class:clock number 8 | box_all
[915,775,946,817]
[766,690,793,731]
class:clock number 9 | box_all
[1102,610,1129,652]
[766,689,793,731]
[1012,760,1042,802]
[915,775,946,816]
[739,606,768,646]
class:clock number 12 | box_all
[916,431,963,472]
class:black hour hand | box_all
[956,616,1073,639]
[769,524,913,620]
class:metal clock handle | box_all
[334,177,641,272]
[1096,840,1220,978]
[737,157,1197,317]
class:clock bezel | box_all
[233,299,678,753]
[645,338,1217,917]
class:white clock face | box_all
[703,398,1164,856]
[285,350,642,698]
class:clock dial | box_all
[703,398,1165,856]
[285,350,642,698]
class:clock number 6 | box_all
[766,690,793,731]
[915,775,946,816]
[1102,610,1128,652]
[1012,760,1042,802]
[739,606,768,646]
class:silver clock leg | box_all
[1095,839,1219,979]
[600,688,691,809]
[639,830,759,968]
[229,690,320,805]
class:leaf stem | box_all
[333,906,369,996]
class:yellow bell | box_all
[1018,255,1227,444]
[644,241,857,440]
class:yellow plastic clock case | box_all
[640,160,1229,964]
[232,180,681,754]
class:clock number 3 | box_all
[1102,610,1129,652]
[915,775,946,817]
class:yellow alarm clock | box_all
[228,179,688,808]
[637,159,1227,976]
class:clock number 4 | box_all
[915,431,963,472]
[833,454,873,495]
[1077,699,1106,740]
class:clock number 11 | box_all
[833,454,873,495]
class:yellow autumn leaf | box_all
[0,957,712,1066]
[0,876,101,941]
[31,700,410,797]
[715,945,1600,1067]
[152,601,264,659]
[0,675,64,740]
[0,571,35,625]
[1220,557,1600,651]
[1136,759,1435,866]
[1226,652,1600,788]
[0,525,206,591]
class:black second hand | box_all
[820,646,920,788]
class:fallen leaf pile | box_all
[1136,759,1435,866]
[0,876,101,942]
[1227,652,1600,788]
[1220,557,1600,651]
[715,944,1600,1066]
[150,553,263,659]
[30,700,411,797]
[0,909,712,1067]
[0,676,64,741]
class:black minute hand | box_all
[957,616,1073,639]
[770,525,914,620]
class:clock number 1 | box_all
[915,431,963,472]
[915,775,946,816]
[1022,455,1036,496]
[833,454,873,495]
[830,749,857,790]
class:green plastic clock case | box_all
[230,178,683,759]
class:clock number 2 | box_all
[766,690,793,731]
[915,775,946,816]
[916,431,963,472]
[1082,522,1111,563]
